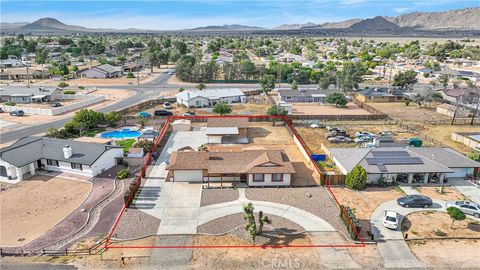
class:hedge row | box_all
[124,178,141,208]
[340,205,362,240]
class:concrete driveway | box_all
[449,178,480,204]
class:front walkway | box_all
[198,189,336,232]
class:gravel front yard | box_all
[200,188,239,207]
[197,213,304,235]
[112,208,161,240]
[245,187,348,237]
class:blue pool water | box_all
[101,128,141,139]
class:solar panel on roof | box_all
[366,157,424,165]
[372,151,410,157]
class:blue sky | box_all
[1,0,478,30]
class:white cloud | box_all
[393,7,413,13]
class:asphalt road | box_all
[1,74,171,143]
[0,74,264,144]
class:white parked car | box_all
[310,124,319,129]
[383,210,399,230]
[163,102,172,109]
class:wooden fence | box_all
[0,239,106,257]
[352,97,389,117]
[323,174,346,186]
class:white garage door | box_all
[174,170,203,182]
[446,168,468,178]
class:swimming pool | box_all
[101,128,141,139]
[469,134,480,142]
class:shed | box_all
[172,119,191,132]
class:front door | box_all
[240,174,247,182]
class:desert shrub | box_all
[63,90,76,95]
[4,101,16,106]
[340,205,361,240]
[433,229,447,237]
[117,169,130,180]
[124,178,141,208]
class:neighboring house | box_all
[276,88,331,103]
[0,136,124,181]
[166,150,295,186]
[0,68,49,80]
[175,88,246,108]
[122,62,141,72]
[355,87,406,103]
[435,68,480,82]
[329,147,480,184]
[436,103,469,118]
[440,88,479,104]
[206,118,249,144]
[78,64,123,79]
[0,59,26,68]
[0,86,62,104]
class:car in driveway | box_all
[383,210,400,230]
[154,110,173,116]
[9,110,25,116]
[397,195,433,208]
[446,201,480,218]
[50,102,62,107]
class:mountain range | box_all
[2,7,479,33]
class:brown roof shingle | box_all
[207,118,249,129]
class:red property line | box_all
[105,115,365,249]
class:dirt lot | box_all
[292,102,371,116]
[0,176,91,247]
[41,72,158,86]
[421,125,480,154]
[369,102,452,122]
[408,239,480,269]
[329,187,404,238]
[192,234,324,269]
[402,211,480,239]
[417,186,468,201]
[130,102,269,117]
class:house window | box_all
[47,159,59,167]
[272,173,283,182]
[195,100,201,106]
[253,174,264,182]
[71,163,83,171]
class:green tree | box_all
[212,102,232,115]
[133,140,155,153]
[467,152,480,162]
[196,83,206,90]
[260,74,276,93]
[337,62,364,92]
[243,203,271,243]
[431,92,443,102]
[345,165,367,190]
[446,207,466,229]
[437,74,450,90]
[393,70,418,90]
[72,109,105,129]
[267,104,288,126]
[291,80,298,90]
[126,72,135,78]
[105,111,121,127]
[58,82,69,89]
[325,92,348,107]
[35,49,49,78]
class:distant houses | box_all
[175,88,246,108]
[0,68,49,80]
[276,87,331,103]
[78,64,123,79]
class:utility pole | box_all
[388,62,393,85]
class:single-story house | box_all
[78,64,123,79]
[166,149,296,186]
[435,68,480,82]
[0,136,124,181]
[329,147,480,184]
[206,118,249,144]
[175,88,246,108]
[0,68,49,80]
[355,87,406,103]
[276,88,331,103]
[0,86,62,104]
[122,62,141,72]
[440,88,479,104]
[0,59,26,68]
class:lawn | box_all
[85,128,106,137]
[117,139,136,153]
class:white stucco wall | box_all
[247,173,291,186]
[446,168,472,178]
[173,170,204,182]
[90,148,124,175]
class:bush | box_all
[133,140,155,153]
[117,169,130,180]
[124,178,141,208]
[346,165,367,190]
[325,92,348,107]
[447,206,466,229]
[4,101,16,106]
[340,205,361,240]
[433,229,447,237]
[126,72,135,78]
[63,90,76,95]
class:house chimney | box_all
[63,145,72,159]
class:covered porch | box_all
[203,173,247,188]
